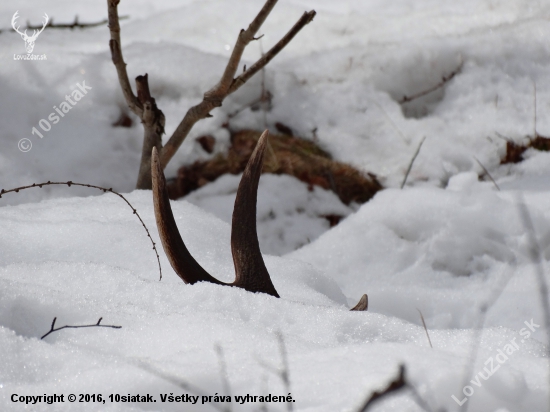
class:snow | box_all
[1,0,550,411]
[185,173,356,256]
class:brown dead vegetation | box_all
[501,134,550,164]
[167,130,382,205]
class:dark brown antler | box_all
[230,131,279,296]
[152,129,367,309]
[152,130,278,297]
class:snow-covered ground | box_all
[1,0,550,411]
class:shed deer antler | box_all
[152,130,368,310]
[12,11,49,54]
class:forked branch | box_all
[161,7,316,169]
[41,317,121,340]
[107,0,316,189]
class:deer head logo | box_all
[11,11,48,54]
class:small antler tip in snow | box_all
[350,294,368,311]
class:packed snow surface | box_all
[1,0,550,411]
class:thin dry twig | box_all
[357,365,407,411]
[215,344,233,412]
[36,15,129,30]
[461,200,550,412]
[0,181,162,280]
[473,156,500,191]
[417,309,433,349]
[259,373,269,412]
[516,198,550,410]
[137,362,227,412]
[457,197,549,412]
[41,317,121,339]
[0,15,128,33]
[356,365,433,412]
[457,197,550,412]
[256,331,294,411]
[276,332,293,412]
[399,62,463,104]
[401,136,426,189]
[108,1,143,118]
[533,80,537,139]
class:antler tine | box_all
[152,134,366,306]
[151,147,224,286]
[231,130,279,297]
[350,294,368,311]
[151,132,279,297]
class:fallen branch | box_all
[0,181,162,280]
[399,62,463,104]
[41,317,121,339]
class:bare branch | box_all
[107,0,143,117]
[228,11,316,95]
[399,62,463,104]
[0,180,162,280]
[26,14,129,30]
[135,74,165,189]
[160,5,316,169]
[41,317,121,340]
[215,0,279,98]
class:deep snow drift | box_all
[1,0,550,411]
